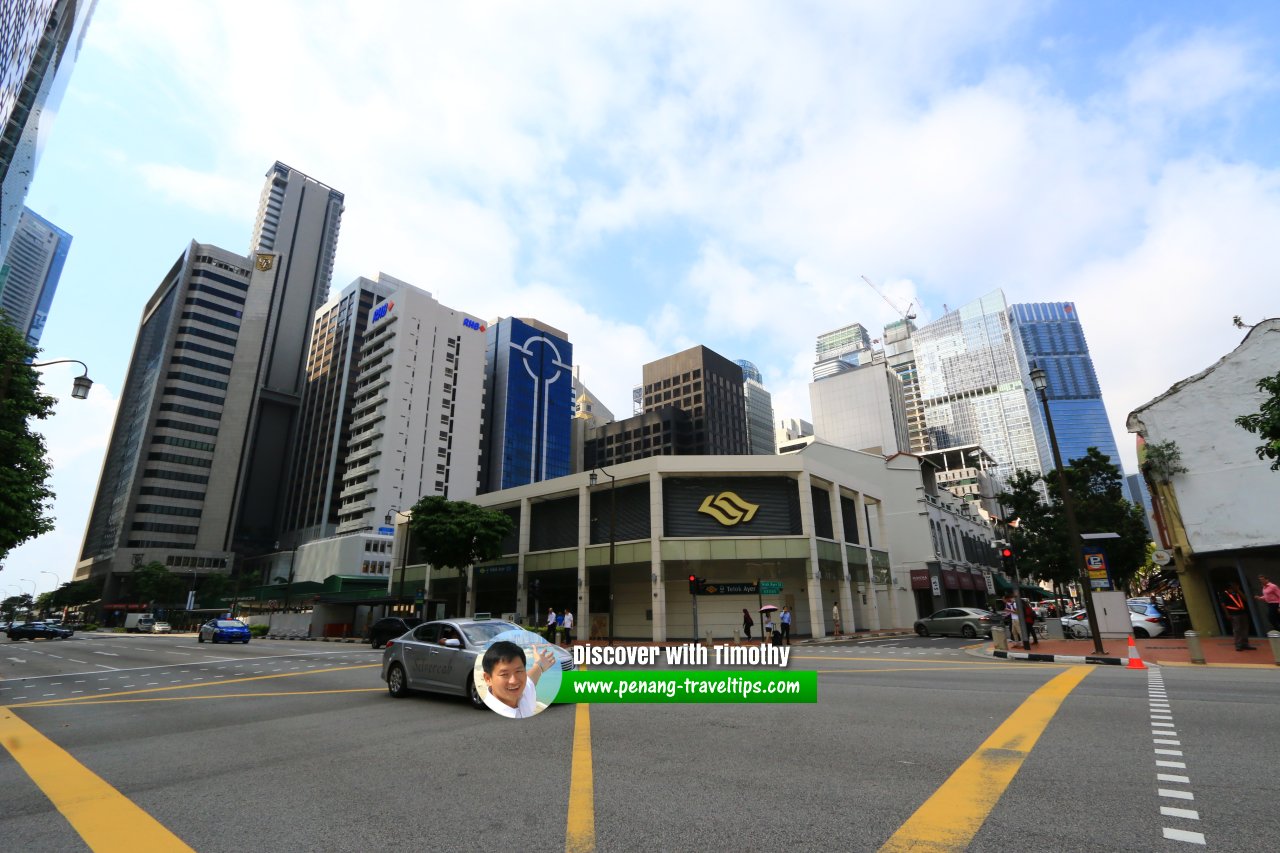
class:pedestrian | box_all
[1220,582,1255,651]
[832,603,841,636]
[742,608,754,642]
[546,607,557,641]
[1002,594,1022,642]
[1255,575,1280,633]
[562,608,574,645]
[763,612,776,645]
[780,606,792,645]
[1022,598,1039,646]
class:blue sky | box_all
[6,1,1278,598]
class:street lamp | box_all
[1030,364,1105,655]
[588,467,617,645]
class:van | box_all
[124,613,155,633]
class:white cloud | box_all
[1123,30,1271,117]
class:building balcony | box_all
[339,480,376,501]
[349,389,388,418]
[344,444,383,466]
[348,407,386,431]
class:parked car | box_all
[381,618,576,708]
[151,621,172,634]
[1061,608,1167,639]
[197,618,251,644]
[368,616,423,649]
[913,608,997,639]
[8,621,74,641]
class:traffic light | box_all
[1000,545,1015,570]
[688,574,698,595]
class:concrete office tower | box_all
[813,322,873,380]
[881,318,927,453]
[912,290,1048,493]
[75,244,252,597]
[0,206,69,346]
[228,162,344,554]
[334,283,487,534]
[281,275,397,543]
[1009,302,1123,470]
[810,360,911,456]
[0,0,94,259]
[736,359,776,455]
[641,345,749,455]
[480,317,574,493]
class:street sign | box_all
[378,526,394,536]
[759,581,783,595]
[1084,550,1112,590]
[701,582,759,595]
[931,576,942,597]
[1152,549,1171,566]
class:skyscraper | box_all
[1009,302,1122,470]
[0,206,69,346]
[912,290,1048,493]
[810,360,911,456]
[813,322,872,380]
[881,318,927,453]
[736,359,776,455]
[75,244,253,598]
[641,345,748,456]
[1,0,95,259]
[227,162,344,554]
[480,317,574,493]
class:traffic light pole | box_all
[688,575,701,641]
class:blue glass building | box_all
[481,317,574,492]
[1009,302,1123,472]
[0,207,70,347]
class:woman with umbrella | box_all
[760,604,780,646]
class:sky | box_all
[5,0,1278,600]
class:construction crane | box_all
[861,275,917,322]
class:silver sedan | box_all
[380,618,575,708]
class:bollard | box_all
[992,625,1007,651]
[1185,630,1205,665]
[1268,631,1280,666]
[705,628,714,648]
[732,627,741,644]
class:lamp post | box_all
[588,467,617,645]
[1,358,94,406]
[1030,364,1104,655]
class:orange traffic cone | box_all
[1126,634,1147,670]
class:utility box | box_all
[1091,591,1132,638]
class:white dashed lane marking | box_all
[1148,668,1205,846]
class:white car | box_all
[151,621,172,634]
[1061,607,1167,639]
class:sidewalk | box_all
[984,635,1280,667]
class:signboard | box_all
[983,572,996,596]
[759,581,783,595]
[1152,549,1171,566]
[931,576,942,597]
[378,526,394,536]
[702,582,760,595]
[909,569,931,590]
[1085,550,1111,590]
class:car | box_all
[368,615,423,649]
[381,618,576,709]
[151,621,172,634]
[1060,608,1167,639]
[913,607,997,639]
[197,618,251,643]
[8,621,74,641]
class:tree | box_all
[195,572,230,608]
[2,593,34,620]
[1235,370,1280,470]
[0,313,57,558]
[49,577,104,609]
[130,561,186,606]
[408,495,514,574]
[999,448,1151,592]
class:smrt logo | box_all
[371,300,394,323]
[463,318,487,332]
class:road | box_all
[1,632,1275,852]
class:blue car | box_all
[198,618,251,644]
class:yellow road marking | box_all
[18,688,384,708]
[565,692,594,852]
[878,665,1092,852]
[0,705,195,852]
[6,663,379,708]
[792,654,1026,665]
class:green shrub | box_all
[249,624,269,637]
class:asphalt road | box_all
[1,632,1275,852]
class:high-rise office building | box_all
[570,366,615,474]
[228,162,344,554]
[1009,302,1122,470]
[810,360,911,456]
[736,359,776,455]
[334,283,488,534]
[281,274,397,543]
[0,206,69,346]
[1,0,95,259]
[641,345,748,455]
[75,244,253,597]
[480,317,574,492]
[912,290,1048,493]
[881,318,927,453]
[813,322,873,380]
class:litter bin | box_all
[991,626,1007,651]
[1044,618,1065,640]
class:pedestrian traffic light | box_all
[689,574,698,594]
[1000,546,1015,569]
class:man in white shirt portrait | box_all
[481,640,557,719]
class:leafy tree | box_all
[0,314,57,558]
[2,593,34,620]
[49,577,104,609]
[196,572,230,608]
[408,496,515,571]
[999,448,1151,592]
[129,561,186,606]
[1235,370,1280,470]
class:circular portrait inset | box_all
[472,629,565,719]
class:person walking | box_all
[742,608,754,642]
[546,607,558,641]
[562,608,574,645]
[1220,582,1255,651]
[1002,593,1022,643]
[1022,598,1039,646]
[832,603,841,636]
[1256,575,1280,633]
[780,606,792,645]
[763,612,776,646]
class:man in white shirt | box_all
[562,609,574,645]
[481,641,557,719]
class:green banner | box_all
[554,670,817,703]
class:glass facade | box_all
[0,206,69,346]
[1010,302,1123,472]
[482,318,574,492]
[913,290,1047,493]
